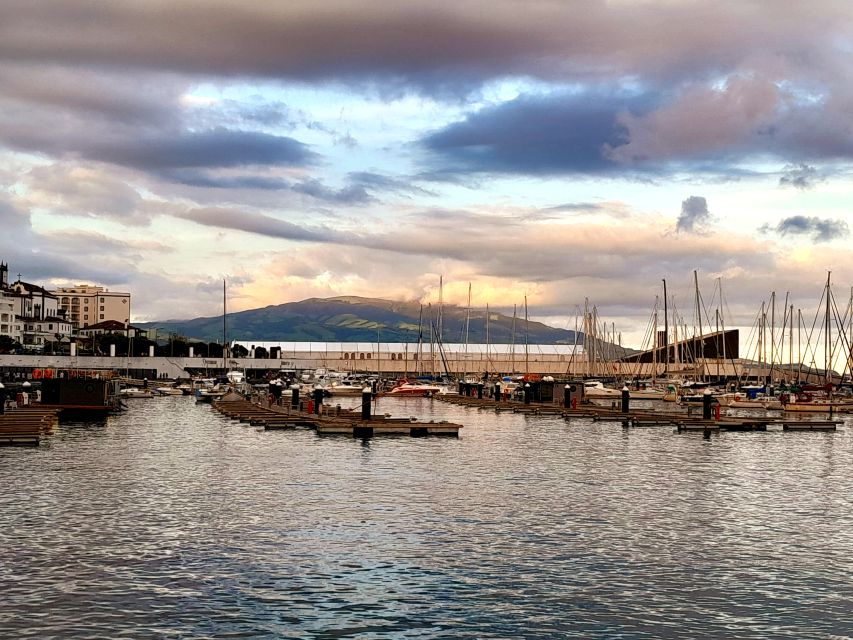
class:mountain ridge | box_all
[136,295,584,345]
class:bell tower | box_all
[0,262,7,289]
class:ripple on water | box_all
[2,396,853,638]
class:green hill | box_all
[137,295,583,345]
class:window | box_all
[100,298,105,303]
[366,353,371,359]
[48,324,53,330]
[359,353,365,359]
[390,353,395,361]
[100,306,104,311]
[84,315,88,320]
[100,314,104,319]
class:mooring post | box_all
[564,384,571,408]
[621,386,630,413]
[702,388,713,420]
[361,386,372,421]
[494,382,501,401]
[524,383,531,405]
[313,385,323,415]
[290,384,300,410]
[477,383,483,400]
[0,381,5,415]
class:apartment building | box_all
[0,290,23,343]
[53,285,131,330]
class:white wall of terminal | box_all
[0,348,807,383]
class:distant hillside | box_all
[137,295,583,345]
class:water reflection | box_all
[1,396,853,638]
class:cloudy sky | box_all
[2,0,853,354]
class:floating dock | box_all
[211,399,462,437]
[436,394,843,432]
[0,408,61,446]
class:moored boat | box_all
[120,388,154,399]
[383,379,444,397]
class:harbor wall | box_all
[0,353,832,383]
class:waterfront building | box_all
[52,285,131,330]
[5,280,72,350]
[78,320,145,339]
[0,290,23,343]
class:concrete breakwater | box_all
[0,354,315,379]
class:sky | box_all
[2,0,853,359]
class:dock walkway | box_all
[0,407,61,446]
[436,395,843,432]
[212,398,462,437]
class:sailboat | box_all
[781,273,853,412]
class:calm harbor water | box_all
[3,396,853,639]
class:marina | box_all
[211,396,463,436]
[3,394,853,638]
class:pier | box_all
[436,394,843,433]
[211,397,462,437]
[0,407,60,446]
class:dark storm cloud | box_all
[164,171,378,205]
[779,163,821,190]
[90,128,315,171]
[0,1,846,93]
[291,179,373,205]
[175,207,360,244]
[348,172,437,197]
[162,171,294,191]
[676,196,710,233]
[768,216,848,242]
[545,202,608,213]
[421,92,647,175]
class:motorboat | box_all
[119,387,154,399]
[195,385,228,403]
[384,379,444,397]
[717,391,782,410]
[153,386,184,396]
[326,381,367,396]
[581,381,622,399]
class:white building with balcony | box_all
[52,285,131,330]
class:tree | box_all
[232,344,249,358]
[0,335,22,354]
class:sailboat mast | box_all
[417,304,424,376]
[464,282,471,379]
[652,297,658,382]
[438,275,444,346]
[222,278,227,371]
[524,295,530,378]
[662,279,669,377]
[511,304,517,374]
[826,272,832,384]
[789,304,794,382]
[485,302,490,377]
